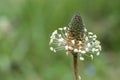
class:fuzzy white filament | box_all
[49,27,101,61]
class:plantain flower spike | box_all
[49,13,101,60]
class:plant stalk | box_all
[73,53,80,80]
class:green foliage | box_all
[0,0,120,80]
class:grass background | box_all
[0,0,120,80]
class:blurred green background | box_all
[0,0,120,80]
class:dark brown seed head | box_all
[68,13,85,40]
[66,13,86,54]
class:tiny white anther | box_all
[53,49,56,53]
[89,36,93,38]
[90,55,93,60]
[81,50,86,54]
[63,27,67,30]
[65,33,68,36]
[96,52,100,56]
[50,47,54,51]
[95,49,99,52]
[53,30,57,35]
[92,48,96,52]
[58,28,63,30]
[50,34,55,39]
[79,75,81,80]
[87,43,91,47]
[85,37,88,41]
[85,47,89,52]
[58,43,61,46]
[80,56,84,61]
[74,49,79,53]
[78,41,82,44]
[78,50,82,53]
[93,35,97,38]
[99,46,102,51]
[71,40,75,44]
[66,51,69,55]
[95,40,100,45]
[93,37,96,41]
[65,45,69,50]
[88,32,93,35]
[49,39,53,44]
[84,28,87,32]
[68,46,73,50]
[58,38,64,42]
[58,34,62,37]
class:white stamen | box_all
[50,35,55,39]
[90,55,93,60]
[58,34,62,37]
[85,36,88,41]
[78,75,81,80]
[93,37,96,41]
[85,47,89,52]
[78,41,82,44]
[96,52,100,56]
[52,30,57,35]
[65,33,68,36]
[65,45,69,50]
[74,49,79,53]
[92,48,96,52]
[84,28,87,32]
[63,27,67,30]
[58,43,61,46]
[95,49,99,52]
[78,50,82,53]
[89,36,93,38]
[53,49,56,53]
[81,50,86,54]
[87,43,91,47]
[58,28,63,30]
[71,40,75,44]
[88,32,93,35]
[68,46,73,50]
[58,38,64,42]
[50,47,54,51]
[49,25,101,60]
[49,39,53,44]
[80,56,84,61]
[66,51,69,55]
[99,46,102,51]
[95,40,100,45]
[93,35,97,38]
